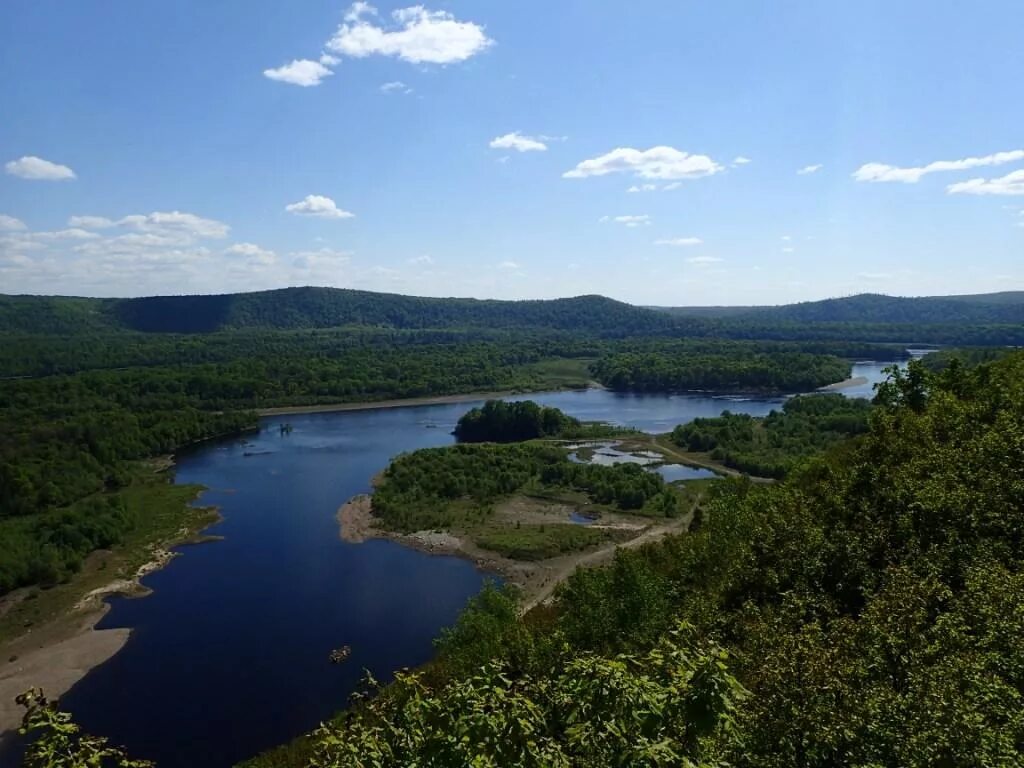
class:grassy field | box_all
[0,470,215,648]
[522,357,596,389]
[473,523,627,561]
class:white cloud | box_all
[947,169,1024,196]
[600,214,651,228]
[797,164,823,175]
[662,182,683,191]
[380,80,412,94]
[627,184,657,193]
[781,235,792,241]
[489,132,547,153]
[225,242,277,265]
[327,4,492,65]
[264,59,334,87]
[285,195,355,219]
[68,215,115,229]
[407,254,434,265]
[0,215,26,231]
[564,146,722,180]
[654,237,702,247]
[31,228,102,241]
[5,156,76,181]
[733,156,752,165]
[854,149,1024,184]
[497,260,520,269]
[118,211,230,239]
[687,255,723,264]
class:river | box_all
[55,359,900,767]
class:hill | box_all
[0,288,675,336]
[654,291,1024,324]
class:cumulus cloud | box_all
[627,184,657,193]
[117,211,230,239]
[225,242,277,265]
[564,146,722,180]
[853,149,1024,183]
[327,4,492,64]
[380,80,412,94]
[489,132,547,152]
[600,214,651,228]
[687,255,723,264]
[264,59,334,86]
[68,215,116,229]
[797,164,823,175]
[654,237,702,247]
[733,156,752,165]
[947,169,1024,196]
[285,195,355,219]
[5,156,76,181]
[0,215,26,231]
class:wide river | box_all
[58,360,899,767]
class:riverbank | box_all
[819,375,869,391]
[0,481,223,739]
[257,386,595,417]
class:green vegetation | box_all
[591,344,851,393]
[453,399,623,442]
[372,442,684,539]
[473,523,624,561]
[23,351,1024,768]
[671,393,872,478]
[0,475,212,646]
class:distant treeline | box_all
[591,345,851,393]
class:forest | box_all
[29,351,1024,767]
[453,399,623,442]
[590,344,851,393]
[671,393,873,478]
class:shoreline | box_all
[818,375,869,391]
[0,508,224,739]
[257,387,591,417]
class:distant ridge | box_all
[652,292,1024,324]
[2,288,1023,336]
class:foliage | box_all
[371,442,682,534]
[17,688,153,767]
[591,345,851,393]
[454,400,580,442]
[474,523,622,561]
[671,393,872,478]
[312,622,745,768]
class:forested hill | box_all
[0,289,676,335]
[655,291,1024,324]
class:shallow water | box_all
[56,360,901,767]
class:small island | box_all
[340,402,713,609]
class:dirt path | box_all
[518,514,691,614]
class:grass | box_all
[473,523,623,561]
[522,357,596,389]
[0,469,215,648]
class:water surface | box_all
[59,360,901,767]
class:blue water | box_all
[50,360,900,768]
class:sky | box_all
[1,0,1022,306]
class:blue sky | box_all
[1,0,1022,305]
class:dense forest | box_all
[671,393,873,478]
[32,352,1024,767]
[591,344,852,393]
[453,399,622,442]
[5,289,1024,346]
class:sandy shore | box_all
[257,387,592,417]
[0,606,128,738]
[819,375,869,391]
